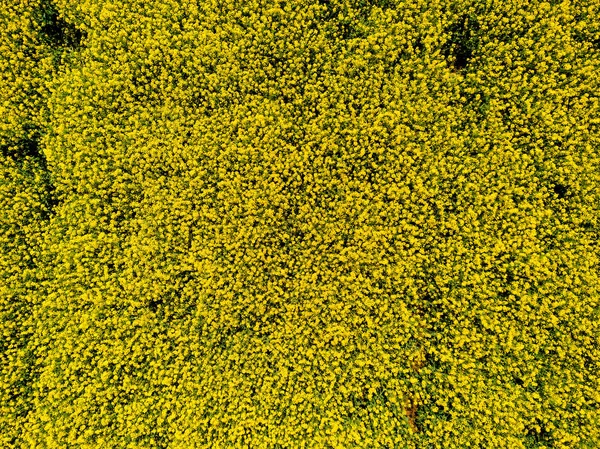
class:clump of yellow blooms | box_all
[2,0,600,447]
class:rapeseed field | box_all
[1,0,599,447]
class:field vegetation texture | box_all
[1,0,600,448]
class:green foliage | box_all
[1,0,600,448]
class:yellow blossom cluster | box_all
[2,0,600,448]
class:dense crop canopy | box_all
[1,0,600,448]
